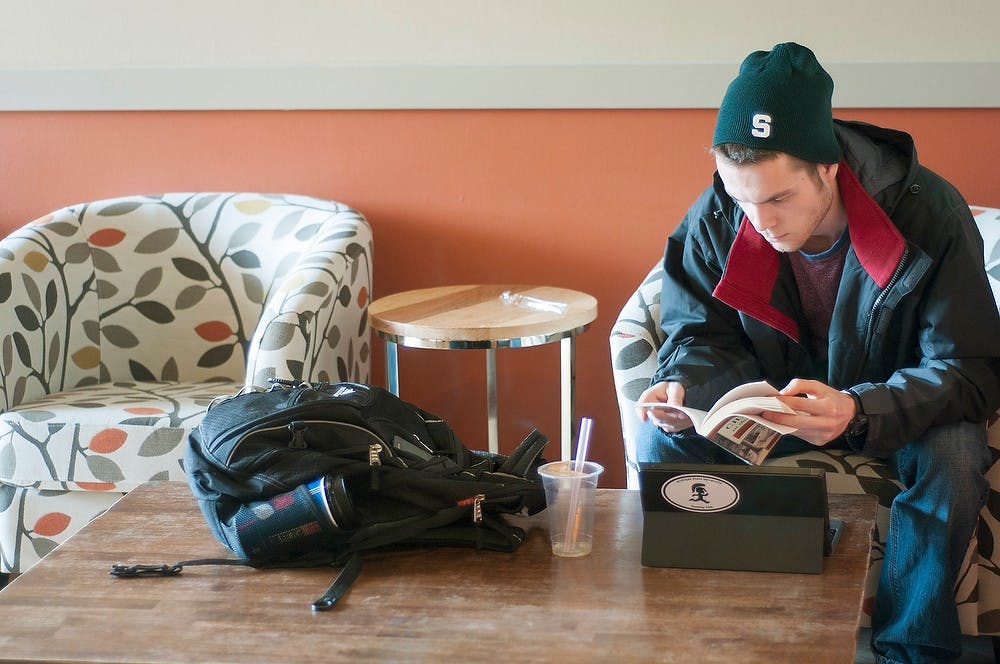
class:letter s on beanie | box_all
[712,42,841,165]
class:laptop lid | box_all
[638,463,842,574]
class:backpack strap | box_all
[423,416,465,457]
[407,514,525,552]
[351,503,472,551]
[110,553,363,613]
[310,505,523,612]
[110,557,251,578]
[311,553,363,611]
[497,429,548,476]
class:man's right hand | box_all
[635,381,693,432]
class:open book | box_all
[638,381,799,465]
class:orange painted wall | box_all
[1,108,998,487]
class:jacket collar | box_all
[712,160,906,341]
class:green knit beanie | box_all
[712,42,841,164]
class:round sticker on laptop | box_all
[661,474,740,513]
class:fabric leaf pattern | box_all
[137,429,185,457]
[85,455,125,483]
[32,512,70,537]
[134,268,163,298]
[134,228,180,254]
[30,536,59,559]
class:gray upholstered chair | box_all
[0,193,372,574]
[610,205,1000,635]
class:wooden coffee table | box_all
[0,482,875,663]
[369,285,598,459]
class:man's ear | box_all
[818,161,839,182]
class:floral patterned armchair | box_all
[610,205,1000,635]
[0,193,372,574]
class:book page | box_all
[704,405,796,437]
[636,381,777,429]
[637,403,708,430]
[701,381,797,438]
[708,415,785,465]
[637,380,799,440]
[705,380,783,417]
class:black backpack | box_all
[112,380,548,610]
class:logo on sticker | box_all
[661,474,740,513]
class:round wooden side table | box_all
[368,284,598,459]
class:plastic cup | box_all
[537,460,604,557]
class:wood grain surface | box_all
[368,284,598,344]
[0,482,875,663]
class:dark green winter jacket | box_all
[652,120,1000,457]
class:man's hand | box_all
[635,381,693,432]
[760,378,856,446]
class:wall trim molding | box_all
[2,62,997,111]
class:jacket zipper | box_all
[858,247,910,381]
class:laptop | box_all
[638,463,843,574]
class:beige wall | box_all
[3,0,999,67]
[2,1,998,109]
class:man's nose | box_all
[744,204,775,232]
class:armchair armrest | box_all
[246,211,373,387]
[609,263,665,487]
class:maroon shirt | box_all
[788,231,849,363]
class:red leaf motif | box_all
[89,228,127,247]
[357,286,369,308]
[195,321,234,342]
[76,481,116,491]
[124,407,166,415]
[34,512,71,537]
[89,428,128,453]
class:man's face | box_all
[715,153,840,254]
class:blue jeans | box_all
[636,420,990,664]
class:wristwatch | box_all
[842,389,868,440]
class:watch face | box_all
[848,414,868,437]
[843,390,867,437]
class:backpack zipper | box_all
[472,494,484,524]
[288,421,308,449]
[224,420,384,466]
[369,442,383,490]
[457,494,487,524]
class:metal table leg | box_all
[383,331,579,460]
[486,348,498,454]
[560,336,576,461]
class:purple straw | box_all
[563,417,594,554]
